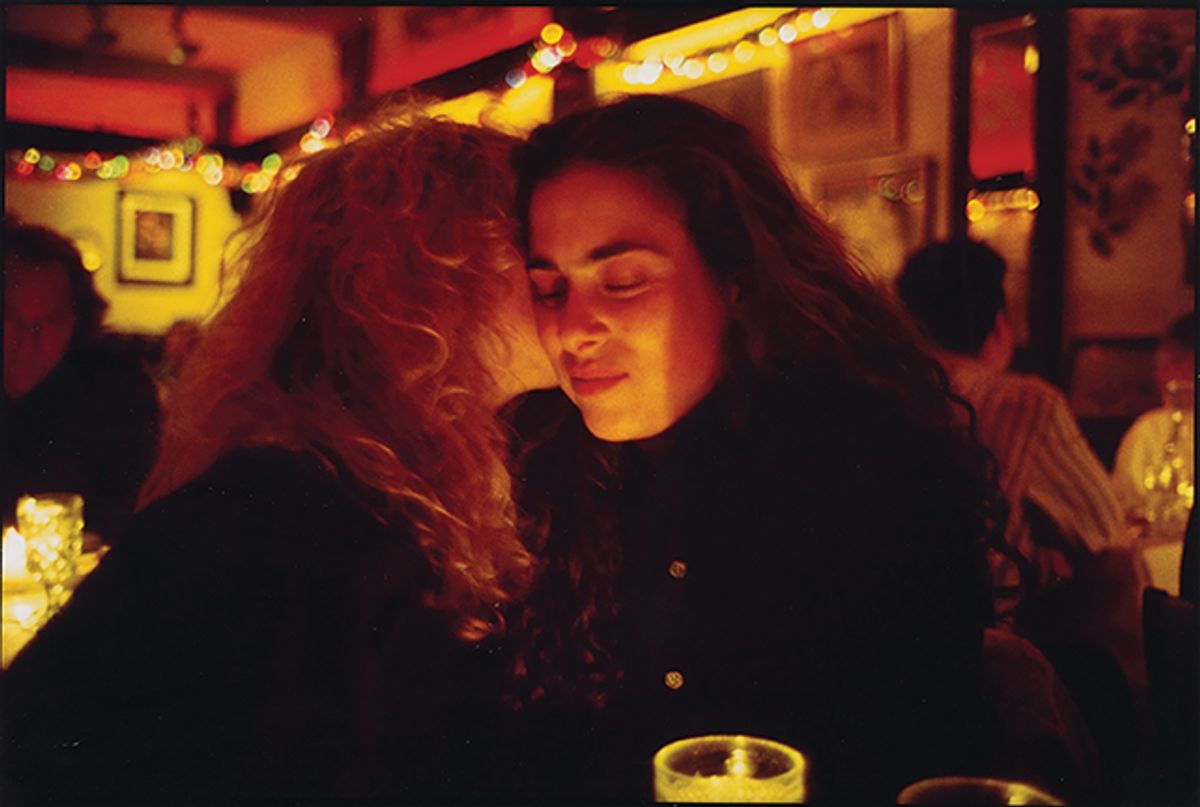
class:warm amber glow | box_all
[625,8,796,63]
[79,244,102,271]
[2,528,30,581]
[540,22,564,45]
[640,60,664,84]
[966,198,987,222]
[299,133,325,153]
[653,735,807,803]
[1023,44,1040,75]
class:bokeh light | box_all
[734,41,756,63]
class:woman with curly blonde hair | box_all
[2,109,553,803]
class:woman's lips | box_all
[569,374,628,396]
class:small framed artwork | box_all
[813,158,933,286]
[117,191,195,285]
[783,13,904,160]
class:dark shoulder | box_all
[134,447,408,571]
[503,389,593,482]
[181,445,343,508]
[501,388,580,446]
[66,342,160,404]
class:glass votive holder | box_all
[653,734,807,803]
[897,775,1064,805]
[16,493,84,619]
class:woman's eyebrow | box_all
[587,239,666,262]
[526,239,667,273]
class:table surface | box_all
[3,550,102,669]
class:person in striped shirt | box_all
[897,239,1127,610]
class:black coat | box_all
[501,380,998,803]
[3,342,160,542]
[1,447,503,805]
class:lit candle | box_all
[2,527,31,582]
[654,734,807,803]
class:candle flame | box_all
[3,527,29,579]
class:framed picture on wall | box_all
[813,158,933,286]
[116,191,195,285]
[782,13,903,160]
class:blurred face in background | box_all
[526,163,730,442]
[1155,340,1194,409]
[4,259,76,399]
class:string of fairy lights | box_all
[5,8,839,196]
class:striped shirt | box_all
[945,358,1126,599]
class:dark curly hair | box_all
[507,94,1015,708]
[896,239,1009,356]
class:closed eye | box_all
[604,279,647,297]
[530,281,567,308]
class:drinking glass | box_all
[16,493,84,623]
[653,734,807,803]
[897,776,1064,805]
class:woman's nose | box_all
[557,292,609,355]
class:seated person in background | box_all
[1112,312,1194,536]
[897,240,1126,610]
[3,223,161,542]
[2,111,555,804]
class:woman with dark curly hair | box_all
[2,109,554,804]
[501,95,1007,802]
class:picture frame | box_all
[116,191,195,286]
[813,158,933,286]
[782,13,903,160]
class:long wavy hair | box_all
[508,94,1011,707]
[139,109,533,641]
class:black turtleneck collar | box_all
[626,375,750,461]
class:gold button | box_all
[668,559,687,579]
[664,670,685,690]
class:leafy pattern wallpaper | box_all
[1072,14,1193,258]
